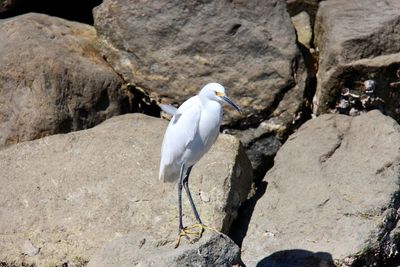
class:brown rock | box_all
[313,0,400,122]
[291,11,312,49]
[93,0,306,128]
[0,13,127,147]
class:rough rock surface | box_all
[313,0,400,122]
[87,231,242,267]
[241,110,400,266]
[0,13,127,147]
[291,11,312,49]
[93,0,306,128]
[0,114,252,267]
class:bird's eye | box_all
[215,91,224,97]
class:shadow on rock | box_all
[256,249,335,267]
[229,181,268,247]
[256,249,334,267]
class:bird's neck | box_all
[199,97,222,114]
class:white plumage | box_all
[158,82,240,246]
[159,83,239,182]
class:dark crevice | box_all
[0,0,103,25]
[228,133,280,247]
[297,41,318,121]
[227,42,318,248]
[228,23,242,36]
[245,133,282,181]
[229,181,269,247]
[227,17,320,252]
[326,63,400,124]
[58,116,73,134]
[94,90,110,112]
[96,50,162,119]
[124,83,161,118]
[75,107,90,130]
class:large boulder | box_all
[241,110,400,266]
[313,0,400,122]
[0,113,252,267]
[0,13,128,147]
[93,0,306,128]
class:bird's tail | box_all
[159,164,180,183]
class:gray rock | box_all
[0,13,128,147]
[93,0,306,128]
[87,231,242,267]
[241,110,400,266]
[313,0,400,122]
[0,114,252,266]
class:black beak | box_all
[222,95,241,113]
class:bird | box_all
[159,82,241,247]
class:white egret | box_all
[159,82,240,247]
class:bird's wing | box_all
[173,96,201,146]
[159,97,201,181]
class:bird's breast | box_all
[182,102,222,166]
[198,104,222,146]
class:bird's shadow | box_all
[256,249,334,267]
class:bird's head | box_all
[199,83,241,112]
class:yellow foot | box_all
[174,223,221,248]
[174,227,202,248]
[185,223,220,237]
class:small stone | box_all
[336,99,349,109]
[199,191,211,203]
[21,240,39,257]
[364,80,376,94]
[349,107,360,116]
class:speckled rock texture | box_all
[242,110,400,266]
[0,114,252,267]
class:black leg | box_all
[182,166,202,224]
[178,164,185,230]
